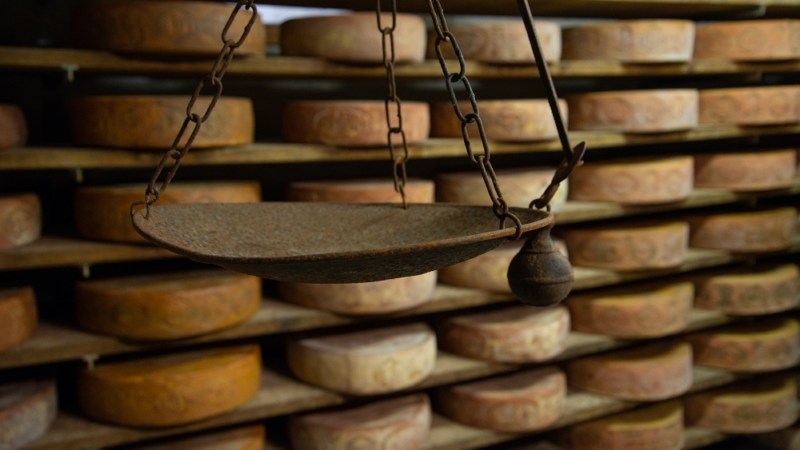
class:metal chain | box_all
[131,0,259,219]
[376,0,410,208]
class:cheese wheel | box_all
[426,21,561,63]
[561,221,689,271]
[0,105,27,149]
[699,86,800,126]
[79,345,261,427]
[688,318,800,372]
[71,96,255,149]
[75,181,261,243]
[684,378,797,433]
[436,367,566,432]
[0,287,37,352]
[282,101,430,147]
[568,156,694,205]
[567,281,693,339]
[0,193,41,251]
[287,324,436,395]
[288,179,434,204]
[438,305,570,363]
[132,425,265,450]
[72,0,266,55]
[289,394,430,450]
[568,90,699,133]
[75,270,261,341]
[430,100,568,142]
[687,208,797,253]
[557,401,684,450]
[566,342,693,401]
[694,150,797,191]
[563,20,694,63]
[436,167,568,212]
[695,20,800,61]
[281,13,425,63]
[692,264,800,315]
[0,380,57,450]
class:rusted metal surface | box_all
[133,203,552,283]
[507,222,574,306]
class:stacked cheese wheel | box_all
[0,380,57,450]
[0,193,41,251]
[687,208,797,253]
[694,149,797,191]
[431,100,568,142]
[568,90,699,133]
[427,21,561,63]
[699,86,800,126]
[691,264,800,315]
[0,105,27,149]
[563,20,695,63]
[695,20,800,61]
[130,425,265,450]
[0,287,38,352]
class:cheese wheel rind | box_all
[692,264,800,315]
[427,21,561,63]
[694,150,797,191]
[288,179,434,204]
[699,86,800,126]
[568,90,699,133]
[0,380,57,450]
[430,100,568,142]
[687,208,797,253]
[563,20,695,63]
[0,287,37,352]
[131,425,265,450]
[0,193,41,251]
[0,104,27,149]
[694,20,800,61]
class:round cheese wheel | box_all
[0,287,37,352]
[694,20,800,61]
[684,378,797,433]
[71,96,255,150]
[561,221,689,271]
[436,167,568,212]
[289,394,430,450]
[281,13,426,63]
[79,345,261,427]
[75,270,261,341]
[687,208,797,253]
[0,380,57,450]
[699,86,800,126]
[436,367,566,432]
[694,149,797,191]
[692,264,800,315]
[563,20,694,63]
[566,342,693,401]
[75,181,261,243]
[0,193,41,252]
[288,178,434,204]
[426,21,561,63]
[282,101,430,147]
[688,318,800,372]
[557,401,684,450]
[438,305,570,363]
[430,100,568,142]
[567,281,693,339]
[132,425,265,450]
[0,105,27,149]
[72,0,266,55]
[287,323,436,396]
[568,156,694,205]
[568,90,699,133]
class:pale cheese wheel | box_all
[688,318,800,372]
[694,149,797,191]
[567,281,693,339]
[287,324,436,396]
[561,221,689,271]
[568,90,699,133]
[0,380,57,450]
[699,86,800,126]
[430,100,568,142]
[438,305,569,363]
[687,208,797,253]
[289,394,430,450]
[557,401,684,450]
[568,156,694,205]
[0,193,41,251]
[131,425,265,450]
[75,181,261,243]
[693,264,800,316]
[71,96,255,149]
[288,179,435,204]
[0,287,37,352]
[0,105,27,149]
[436,366,566,432]
[695,20,800,61]
[281,13,426,63]
[79,345,261,427]
[684,377,797,433]
[72,0,266,55]
[282,101,430,147]
[75,270,261,341]
[427,21,561,63]
[566,342,693,401]
[563,20,694,63]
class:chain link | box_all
[131,0,259,218]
